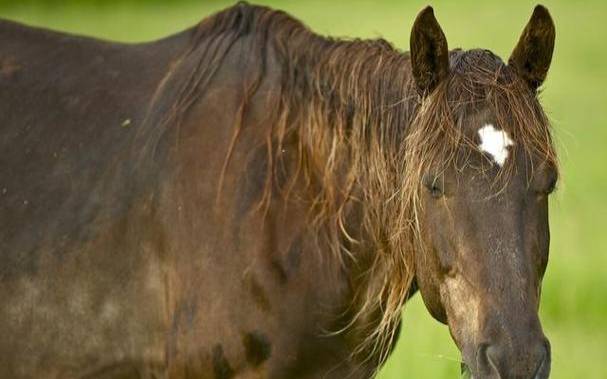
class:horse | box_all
[0,2,557,378]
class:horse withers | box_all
[0,3,556,378]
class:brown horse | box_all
[0,3,557,378]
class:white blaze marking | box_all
[477,124,514,166]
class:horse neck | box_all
[278,34,419,250]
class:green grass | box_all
[2,0,606,377]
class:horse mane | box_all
[159,1,558,369]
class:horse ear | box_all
[410,6,449,95]
[509,5,555,91]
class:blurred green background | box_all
[1,0,605,377]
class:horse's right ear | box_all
[410,6,449,95]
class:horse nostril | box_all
[533,341,551,379]
[533,357,547,379]
[475,343,499,376]
[485,344,502,374]
[478,340,551,379]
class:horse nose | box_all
[478,339,551,379]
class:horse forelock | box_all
[405,48,558,189]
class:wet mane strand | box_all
[164,2,557,369]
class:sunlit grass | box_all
[1,0,605,377]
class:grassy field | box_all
[1,0,606,377]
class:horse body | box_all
[0,3,557,379]
[0,6,384,378]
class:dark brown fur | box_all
[0,3,556,378]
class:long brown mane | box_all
[155,2,558,367]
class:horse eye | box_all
[422,173,444,198]
[544,176,558,195]
[536,171,558,196]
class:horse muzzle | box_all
[461,338,551,379]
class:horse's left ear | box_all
[509,5,555,91]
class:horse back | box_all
[0,19,188,377]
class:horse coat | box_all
[0,4,393,378]
[0,2,558,379]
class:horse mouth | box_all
[461,362,473,379]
